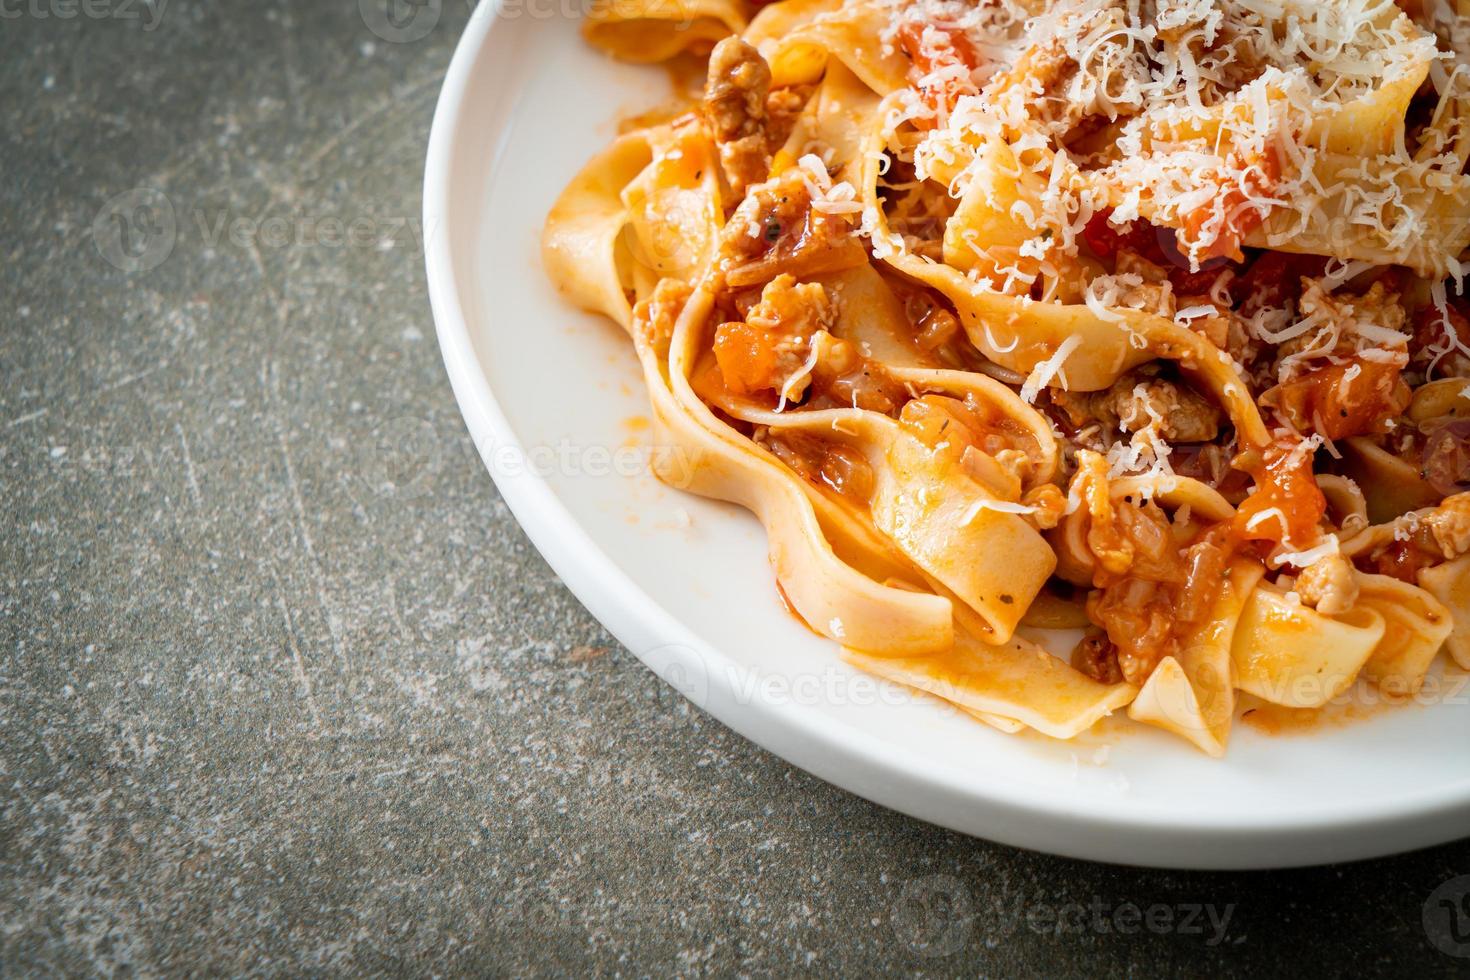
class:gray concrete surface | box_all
[1,2,1467,976]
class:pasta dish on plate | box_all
[543,0,1470,755]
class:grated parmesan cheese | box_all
[1271,535,1341,570]
[960,497,1042,524]
[1019,333,1083,403]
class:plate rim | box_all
[423,2,1470,868]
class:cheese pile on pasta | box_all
[545,0,1470,754]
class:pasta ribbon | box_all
[583,0,748,63]
[548,0,1470,753]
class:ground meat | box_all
[1423,492,1470,560]
[1067,450,1185,583]
[1229,251,1326,315]
[1420,420,1470,496]
[1363,536,1440,583]
[764,433,876,502]
[1255,279,1410,434]
[1052,368,1222,443]
[1113,249,1177,318]
[1186,309,1232,351]
[763,87,807,150]
[1170,443,1237,489]
[1071,630,1124,685]
[631,278,692,358]
[897,394,1046,501]
[986,5,1148,139]
[1293,553,1359,615]
[1087,579,1178,684]
[1272,280,1408,381]
[1019,482,1068,531]
[804,336,909,414]
[1063,451,1234,685]
[703,38,774,196]
[718,169,867,289]
[1086,530,1230,685]
[701,38,809,201]
[1068,451,1130,577]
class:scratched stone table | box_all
[1,2,1467,976]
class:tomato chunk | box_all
[1181,145,1280,263]
[1234,436,1326,548]
[1262,358,1409,441]
[1083,209,1165,264]
[896,23,980,120]
[1084,209,1236,295]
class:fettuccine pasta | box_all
[545,0,1470,755]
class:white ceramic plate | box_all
[424,4,1470,868]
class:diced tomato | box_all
[1233,436,1327,548]
[896,22,980,121]
[713,320,781,397]
[1315,358,1409,440]
[1181,145,1280,263]
[1263,358,1409,441]
[1084,209,1236,294]
[1082,209,1166,264]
